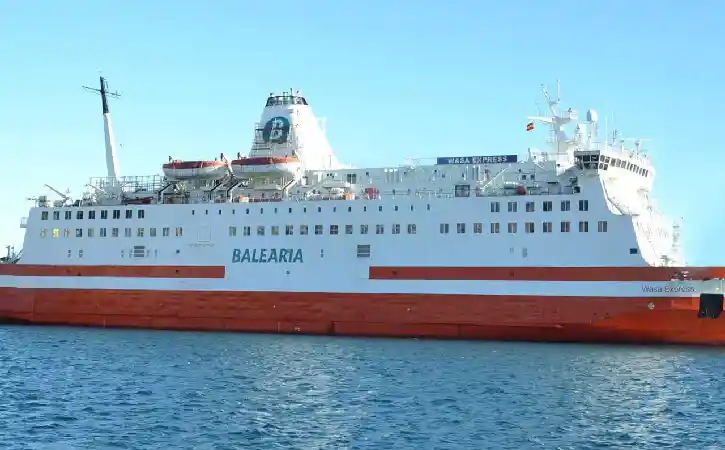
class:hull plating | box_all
[2,287,724,346]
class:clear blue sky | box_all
[1,0,722,265]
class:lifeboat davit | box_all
[162,160,229,181]
[231,155,301,178]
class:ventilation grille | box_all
[357,244,370,258]
[132,245,146,258]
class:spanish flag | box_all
[526,122,534,132]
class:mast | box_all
[83,76,121,180]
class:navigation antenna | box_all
[83,76,121,114]
[540,80,561,149]
[82,76,122,180]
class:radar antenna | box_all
[82,76,121,114]
[623,137,653,154]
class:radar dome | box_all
[586,109,598,123]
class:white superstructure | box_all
[17,82,682,274]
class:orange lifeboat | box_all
[231,155,301,178]
[162,160,228,181]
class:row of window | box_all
[64,248,159,259]
[39,219,609,239]
[41,209,146,221]
[39,199,592,222]
[230,220,607,236]
[491,199,588,213]
[41,227,183,238]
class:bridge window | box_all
[300,225,308,235]
[315,225,323,235]
[490,202,500,213]
[150,228,156,237]
[490,223,500,234]
[578,221,589,233]
[286,225,294,235]
[330,225,339,235]
[508,223,517,233]
[163,227,170,237]
[543,201,552,212]
[76,228,83,237]
[578,200,589,211]
[89,210,96,219]
[473,223,483,234]
[526,202,535,212]
[88,228,95,238]
[53,211,60,220]
[101,210,108,219]
[112,228,119,237]
[360,224,368,234]
[457,223,466,234]
[345,225,353,234]
[137,228,144,237]
[376,224,385,234]
[100,228,107,237]
[440,223,450,234]
[525,222,535,234]
[543,222,552,233]
[41,211,48,220]
[561,200,570,211]
[561,221,570,232]
[138,210,145,219]
[454,184,471,197]
[124,227,132,237]
[392,224,401,234]
[271,226,280,236]
[175,227,183,237]
[597,221,608,233]
[125,210,132,219]
[77,211,83,220]
[508,202,517,213]
[52,228,59,238]
[65,211,72,220]
[257,226,265,236]
[113,209,120,219]
[40,229,47,237]
[407,224,416,234]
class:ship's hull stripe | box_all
[0,276,717,298]
[0,287,723,345]
[2,264,725,282]
[0,265,225,279]
[369,266,725,282]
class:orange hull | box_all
[2,287,725,346]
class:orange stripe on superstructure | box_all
[369,266,725,282]
[0,265,225,278]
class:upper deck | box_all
[22,81,658,223]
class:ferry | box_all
[1,76,724,345]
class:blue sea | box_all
[1,326,724,450]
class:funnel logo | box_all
[262,116,290,144]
